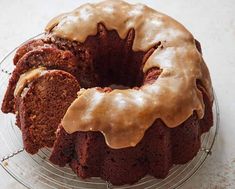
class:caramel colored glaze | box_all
[47,0,213,149]
[14,67,47,97]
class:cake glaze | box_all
[46,0,213,149]
[0,0,214,185]
[14,67,47,97]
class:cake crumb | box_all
[3,160,8,167]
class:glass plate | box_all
[0,34,219,189]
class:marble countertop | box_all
[0,0,235,188]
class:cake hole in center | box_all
[75,24,151,89]
[93,27,146,89]
[52,23,162,89]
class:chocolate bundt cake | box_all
[1,0,213,186]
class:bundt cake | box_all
[1,0,213,186]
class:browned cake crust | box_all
[15,70,80,154]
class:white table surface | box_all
[0,0,235,188]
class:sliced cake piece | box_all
[2,46,78,113]
[15,69,80,154]
[14,39,45,65]
[13,39,57,65]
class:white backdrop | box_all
[0,0,235,188]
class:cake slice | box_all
[15,70,80,154]
[13,39,56,65]
[2,46,78,113]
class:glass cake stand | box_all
[0,34,219,189]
